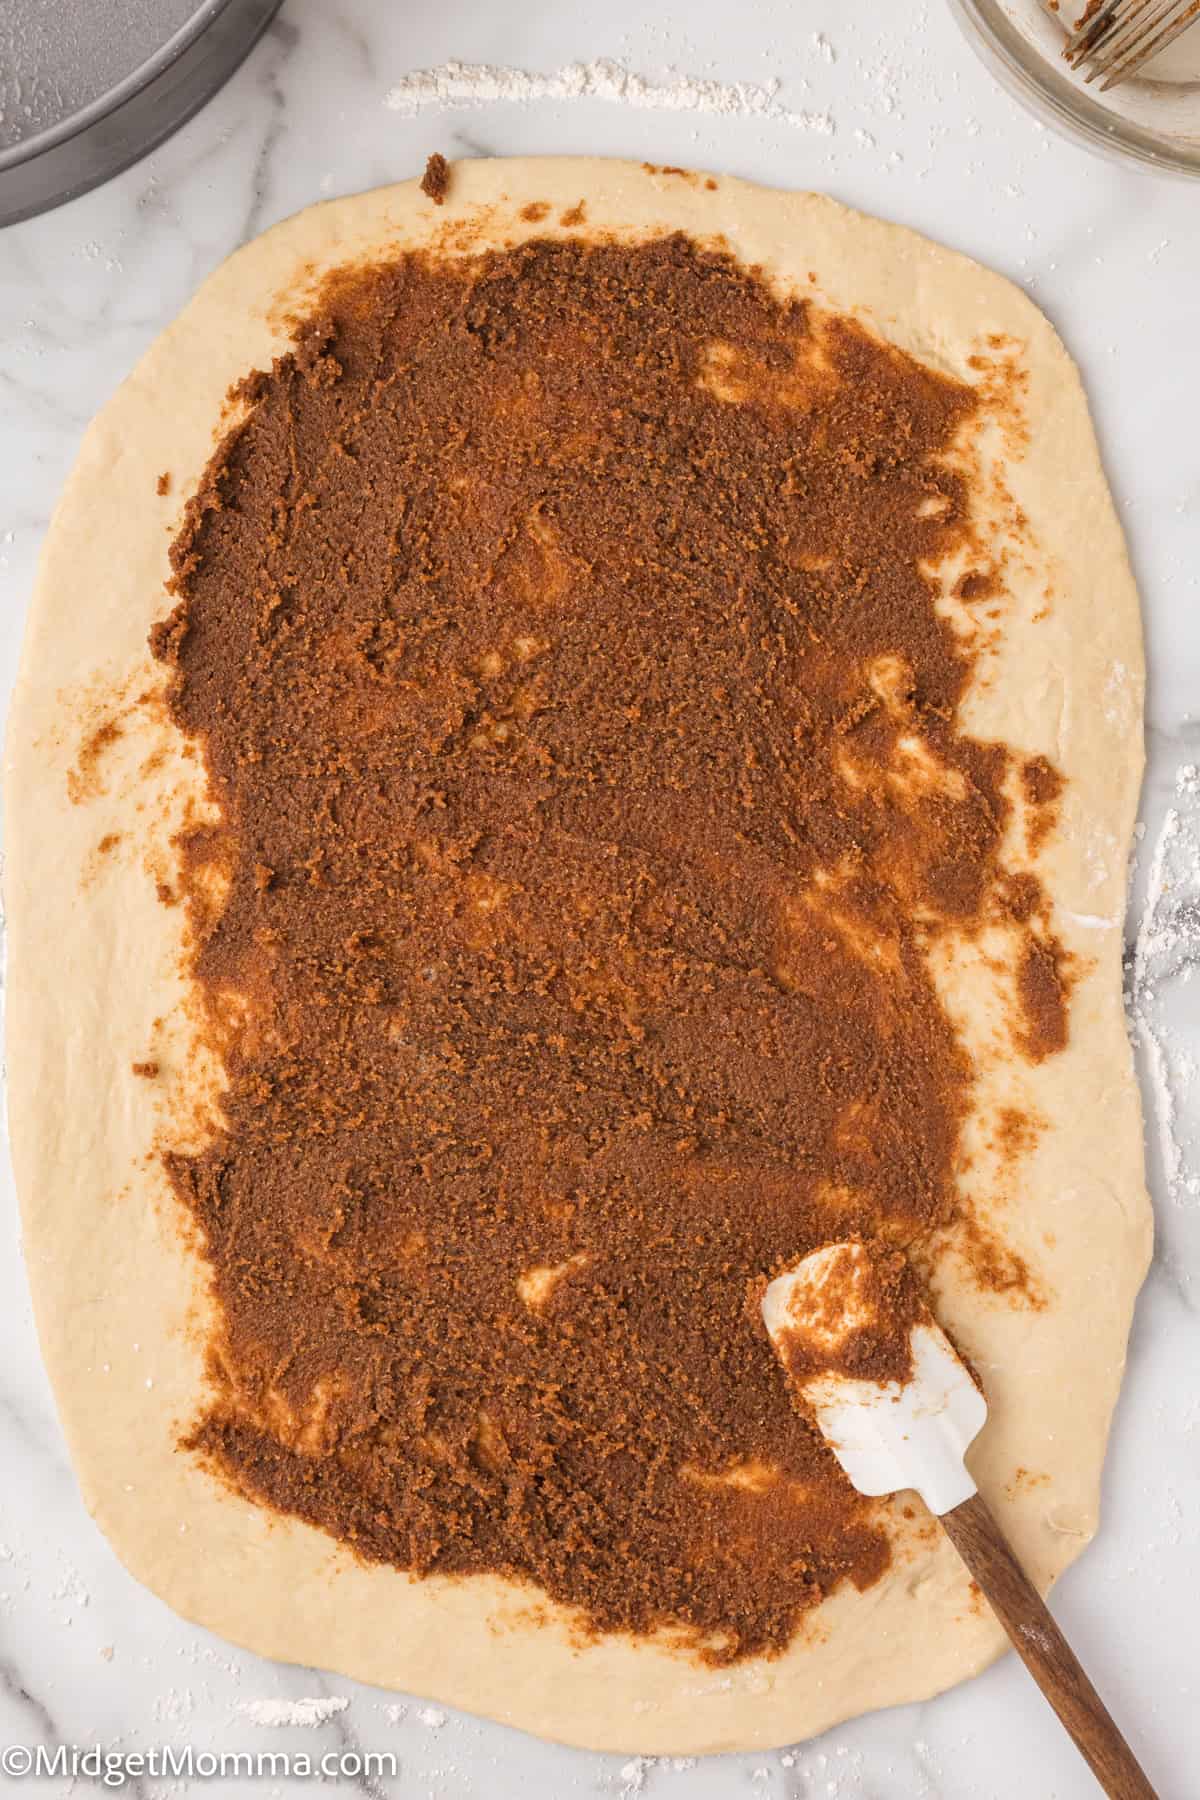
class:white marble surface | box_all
[1,2,1198,1795]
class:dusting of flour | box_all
[236,1696,349,1727]
[384,58,835,133]
[1126,765,1200,1205]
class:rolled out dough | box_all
[4,159,1149,1753]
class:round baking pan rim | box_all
[0,0,283,229]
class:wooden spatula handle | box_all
[941,1492,1157,1800]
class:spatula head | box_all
[762,1241,987,1516]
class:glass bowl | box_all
[948,0,1200,178]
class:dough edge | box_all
[3,157,1150,1754]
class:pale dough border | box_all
[4,159,1150,1753]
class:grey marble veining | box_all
[1,2,1197,1795]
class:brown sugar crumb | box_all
[156,471,171,497]
[1016,936,1070,1060]
[1022,755,1062,807]
[942,1207,1044,1304]
[560,201,587,226]
[149,603,189,665]
[131,1060,160,1079]
[998,870,1044,924]
[151,232,1070,1664]
[1008,1464,1050,1494]
[155,880,176,906]
[1022,753,1064,851]
[519,201,550,223]
[420,153,450,205]
[67,717,123,804]
[995,1105,1038,1161]
[955,569,996,601]
[97,832,122,855]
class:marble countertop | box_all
[1,2,1197,1795]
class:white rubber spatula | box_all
[762,1242,1157,1800]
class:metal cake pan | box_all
[0,0,282,228]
